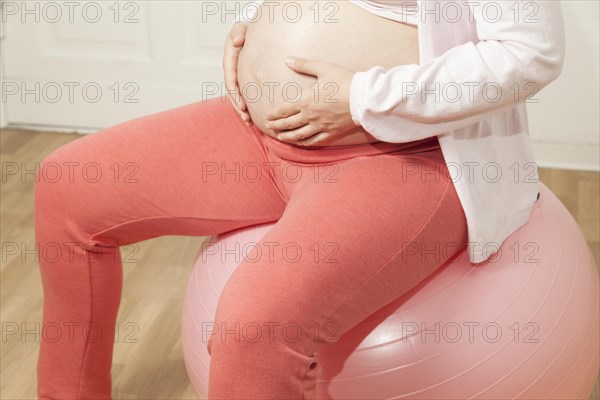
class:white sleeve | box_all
[349,0,566,143]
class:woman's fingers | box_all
[223,22,252,126]
[229,22,248,47]
[228,25,248,111]
[276,124,321,143]
[223,45,243,110]
[298,131,331,146]
[265,112,304,132]
[231,33,246,48]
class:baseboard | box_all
[2,123,96,134]
[3,124,599,173]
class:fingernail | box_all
[285,57,295,65]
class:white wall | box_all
[527,0,600,171]
[1,1,233,132]
[1,14,6,129]
[1,0,598,170]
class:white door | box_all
[1,0,249,132]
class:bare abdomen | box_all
[237,1,419,147]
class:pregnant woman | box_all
[35,1,565,399]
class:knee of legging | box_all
[35,145,78,210]
[34,140,100,234]
[207,288,325,355]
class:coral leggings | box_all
[34,96,468,399]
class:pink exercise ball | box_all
[181,182,599,399]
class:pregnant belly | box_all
[237,0,419,147]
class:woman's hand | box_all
[264,57,359,146]
[223,22,252,127]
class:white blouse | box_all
[348,0,420,26]
[232,0,566,264]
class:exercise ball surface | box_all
[181,183,599,399]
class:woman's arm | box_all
[350,0,566,143]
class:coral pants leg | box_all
[34,97,468,399]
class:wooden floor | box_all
[1,128,598,400]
